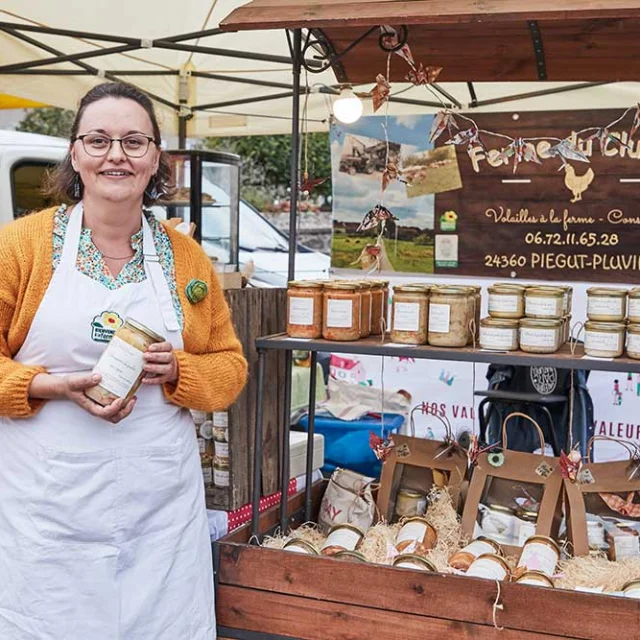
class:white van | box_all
[0,130,330,286]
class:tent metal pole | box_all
[178,116,188,148]
[192,71,340,95]
[0,69,179,76]
[0,21,140,44]
[192,92,294,111]
[474,81,612,107]
[159,27,225,43]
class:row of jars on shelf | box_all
[487,283,572,320]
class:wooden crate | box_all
[215,541,640,640]
[206,287,287,511]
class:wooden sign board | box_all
[435,109,640,284]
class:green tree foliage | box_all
[202,132,331,208]
[16,107,75,139]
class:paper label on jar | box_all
[466,557,507,580]
[214,467,230,487]
[321,527,361,551]
[197,437,206,454]
[480,327,517,350]
[585,330,621,354]
[190,409,207,425]
[588,296,624,317]
[202,466,213,484]
[629,298,640,319]
[288,296,314,326]
[326,299,354,328]
[93,336,144,398]
[520,327,557,349]
[628,332,640,353]
[525,296,561,317]
[393,302,421,332]
[396,521,428,545]
[489,294,519,313]
[213,412,228,428]
[518,542,558,576]
[428,303,450,333]
[215,441,229,457]
[517,520,537,546]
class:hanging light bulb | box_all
[333,87,363,124]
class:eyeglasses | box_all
[74,133,158,158]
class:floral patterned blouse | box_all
[52,204,184,329]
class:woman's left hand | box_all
[142,342,179,385]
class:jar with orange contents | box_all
[322,282,361,341]
[286,281,324,338]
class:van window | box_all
[11,161,56,218]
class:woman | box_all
[0,82,247,639]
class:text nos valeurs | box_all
[421,403,476,420]
[596,421,640,441]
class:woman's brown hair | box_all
[44,82,175,207]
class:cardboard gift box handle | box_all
[502,412,547,456]
[586,435,638,464]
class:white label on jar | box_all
[628,332,640,354]
[629,298,640,319]
[393,302,421,332]
[612,534,640,560]
[587,522,605,548]
[321,527,361,552]
[93,336,144,398]
[489,293,519,313]
[202,466,213,484]
[480,326,517,350]
[525,296,561,317]
[326,299,353,328]
[197,437,206,454]
[517,520,537,546]
[463,540,497,558]
[588,296,624,317]
[190,409,207,425]
[215,441,229,457]
[520,327,557,349]
[396,521,428,545]
[288,296,314,326]
[213,412,228,428]
[428,303,451,333]
[585,330,621,354]
[518,542,558,577]
[466,557,507,580]
[214,467,230,487]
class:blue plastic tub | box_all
[298,413,405,478]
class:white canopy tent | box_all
[1,2,640,139]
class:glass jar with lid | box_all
[390,285,429,345]
[479,317,519,351]
[322,282,361,341]
[584,321,626,358]
[587,287,628,322]
[519,318,563,353]
[488,284,525,319]
[286,280,324,338]
[428,286,472,347]
[358,281,373,338]
[627,323,640,359]
[525,286,564,319]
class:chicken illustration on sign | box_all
[563,164,595,203]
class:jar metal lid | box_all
[328,522,365,537]
[516,570,555,587]
[629,287,640,298]
[394,284,430,294]
[480,317,520,329]
[584,321,626,333]
[125,318,165,343]
[476,536,505,556]
[520,318,563,328]
[399,515,435,529]
[494,282,528,291]
[324,281,361,291]
[370,279,390,286]
[283,539,320,554]
[516,507,539,521]
[622,579,640,592]
[288,280,324,289]
[488,285,524,294]
[334,550,367,562]
[628,323,640,335]
[521,535,561,556]
[431,286,471,297]
[526,287,564,298]
[587,287,628,297]
[392,554,437,571]
[473,553,511,575]
[397,489,425,499]
[358,281,374,289]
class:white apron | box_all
[0,204,215,640]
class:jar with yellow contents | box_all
[428,287,472,347]
[322,282,361,341]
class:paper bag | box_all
[565,436,640,556]
[318,468,376,534]
[461,412,563,557]
[377,405,469,522]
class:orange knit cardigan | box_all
[0,206,247,418]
